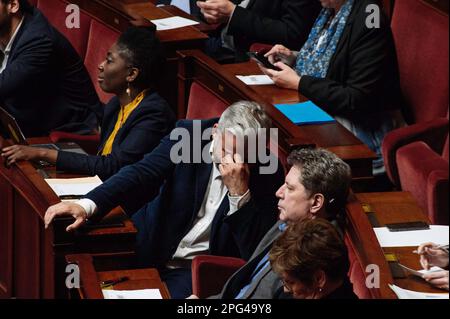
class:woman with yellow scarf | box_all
[1,27,175,180]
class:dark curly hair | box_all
[116,26,164,90]
[270,218,350,288]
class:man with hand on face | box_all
[196,0,321,61]
[193,147,352,299]
[44,101,284,299]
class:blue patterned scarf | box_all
[296,0,354,78]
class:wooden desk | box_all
[0,137,137,299]
[65,254,170,299]
[177,50,376,179]
[354,192,446,296]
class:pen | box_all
[59,195,83,200]
[100,276,129,288]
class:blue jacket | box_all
[56,92,175,180]
[86,119,284,267]
[0,8,101,137]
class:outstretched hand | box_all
[44,202,88,232]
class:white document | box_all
[398,264,444,278]
[236,75,275,86]
[45,176,103,197]
[373,226,449,247]
[389,284,449,299]
[102,289,162,299]
[150,16,199,31]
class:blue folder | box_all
[274,101,335,125]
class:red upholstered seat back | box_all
[391,0,449,124]
[344,235,372,299]
[84,20,118,104]
[444,111,449,161]
[36,0,91,59]
[186,82,228,120]
[34,0,119,104]
[443,135,449,161]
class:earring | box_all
[126,83,131,97]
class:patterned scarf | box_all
[296,0,354,78]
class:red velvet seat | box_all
[84,19,117,104]
[395,118,449,224]
[49,131,100,155]
[192,255,246,298]
[383,0,449,186]
[36,0,91,58]
[185,82,228,120]
[34,0,119,146]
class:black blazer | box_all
[0,8,101,137]
[298,0,401,118]
[85,119,285,267]
[156,0,202,19]
[56,92,175,181]
[228,0,321,52]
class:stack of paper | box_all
[102,289,162,299]
[150,16,199,31]
[236,75,275,86]
[373,225,449,247]
[389,284,449,299]
[398,264,445,278]
[45,176,103,200]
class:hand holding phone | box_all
[247,52,282,71]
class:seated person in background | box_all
[260,0,405,175]
[1,27,175,181]
[0,0,101,137]
[196,0,321,61]
[199,147,352,299]
[417,243,449,291]
[270,218,357,299]
[44,101,285,299]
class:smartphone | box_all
[247,51,281,71]
[385,221,430,232]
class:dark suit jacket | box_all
[55,92,175,180]
[299,0,401,118]
[228,0,321,52]
[156,0,202,19]
[85,119,284,267]
[0,8,101,137]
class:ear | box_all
[310,193,325,216]
[314,270,327,291]
[212,123,219,136]
[126,67,140,83]
[9,0,20,14]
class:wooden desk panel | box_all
[0,136,137,299]
[355,192,446,295]
[66,254,170,299]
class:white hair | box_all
[217,101,272,137]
